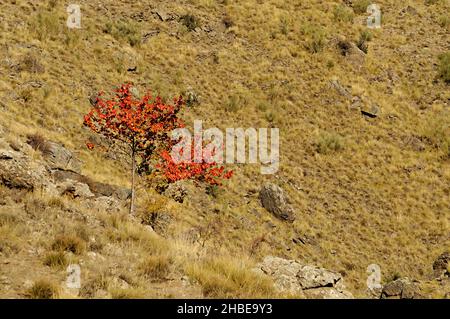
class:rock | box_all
[361,103,380,118]
[52,170,131,201]
[433,252,450,278]
[90,196,121,212]
[0,149,48,190]
[381,278,418,299]
[152,9,175,22]
[297,265,342,289]
[58,179,94,198]
[259,184,295,222]
[146,211,173,236]
[255,256,353,299]
[41,141,82,173]
[330,79,352,99]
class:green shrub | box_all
[180,14,200,31]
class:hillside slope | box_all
[0,0,449,298]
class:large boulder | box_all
[259,184,295,222]
[57,179,95,198]
[381,278,418,299]
[255,256,353,299]
[42,141,82,173]
[0,149,48,190]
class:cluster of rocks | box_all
[254,256,354,299]
[0,132,129,211]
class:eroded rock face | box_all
[259,184,295,222]
[255,256,353,299]
[41,141,82,173]
[0,149,49,190]
[381,278,418,299]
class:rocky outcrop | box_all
[259,184,295,222]
[381,278,418,299]
[0,149,49,190]
[433,252,450,279]
[254,256,353,299]
[40,141,82,173]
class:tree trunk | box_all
[130,145,136,215]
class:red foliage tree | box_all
[84,83,232,214]
[84,83,184,214]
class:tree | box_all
[84,83,233,214]
[84,83,184,214]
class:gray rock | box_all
[255,256,353,299]
[58,179,94,198]
[42,141,82,173]
[381,278,418,299]
[259,184,295,222]
[0,149,48,190]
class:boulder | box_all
[255,256,353,299]
[0,149,48,190]
[58,179,95,198]
[433,252,450,279]
[381,278,418,299]
[259,184,295,222]
[41,141,82,173]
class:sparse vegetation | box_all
[186,257,275,298]
[27,279,59,299]
[51,234,86,255]
[438,51,450,83]
[139,254,172,280]
[315,132,345,154]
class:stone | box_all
[0,149,48,190]
[381,278,418,299]
[259,184,295,222]
[433,252,450,278]
[42,141,82,173]
[58,179,95,198]
[255,256,353,299]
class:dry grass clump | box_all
[27,279,59,299]
[185,256,275,298]
[139,254,172,280]
[43,251,68,268]
[315,132,345,154]
[51,234,86,254]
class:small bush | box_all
[180,14,200,31]
[51,234,86,254]
[44,251,68,268]
[438,52,450,83]
[303,26,326,54]
[27,279,59,299]
[139,254,172,280]
[357,30,372,54]
[315,132,345,154]
[333,5,354,23]
[353,0,372,14]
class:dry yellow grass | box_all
[0,0,449,298]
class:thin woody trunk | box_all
[130,143,136,215]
